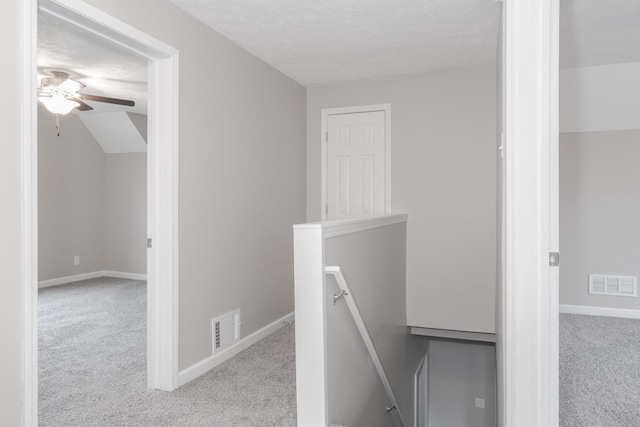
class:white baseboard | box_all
[560,304,640,319]
[39,271,104,288]
[178,311,295,387]
[103,271,147,281]
[38,270,147,288]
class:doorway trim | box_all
[23,0,179,424]
[320,103,391,221]
[501,0,559,425]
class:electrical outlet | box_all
[475,398,485,409]
[74,256,80,266]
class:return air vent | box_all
[212,309,241,355]
[589,274,637,297]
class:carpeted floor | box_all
[39,277,297,426]
[560,313,640,427]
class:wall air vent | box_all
[212,309,241,355]
[589,274,637,297]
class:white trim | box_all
[293,226,328,427]
[39,271,102,288]
[293,214,408,239]
[414,351,428,427]
[38,0,176,58]
[24,2,180,423]
[548,0,560,425]
[103,271,148,281]
[146,50,180,392]
[320,103,392,221]
[22,0,38,424]
[502,0,556,426]
[410,327,497,343]
[178,312,295,387]
[38,271,148,288]
[560,304,640,319]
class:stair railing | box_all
[325,265,406,427]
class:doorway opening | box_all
[23,0,179,423]
[557,1,640,424]
[37,7,150,422]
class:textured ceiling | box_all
[38,11,148,115]
[36,0,639,105]
[169,0,501,87]
[560,0,640,68]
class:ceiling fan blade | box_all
[80,93,135,107]
[74,99,94,112]
[57,78,86,94]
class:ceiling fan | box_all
[38,71,136,136]
[38,71,135,114]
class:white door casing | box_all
[321,104,391,221]
[501,0,559,426]
[22,0,179,424]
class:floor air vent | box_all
[212,309,241,355]
[589,274,637,297]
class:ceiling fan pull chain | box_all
[56,114,61,137]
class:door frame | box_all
[501,0,559,425]
[320,104,391,221]
[22,0,180,424]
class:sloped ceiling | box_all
[558,0,640,133]
[560,0,640,69]
[79,112,147,153]
[38,11,148,153]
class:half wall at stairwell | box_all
[294,215,427,427]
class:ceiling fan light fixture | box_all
[37,93,79,115]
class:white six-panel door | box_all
[326,110,387,220]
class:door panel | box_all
[327,111,386,220]
[338,156,351,214]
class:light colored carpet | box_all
[39,277,297,426]
[560,313,640,427]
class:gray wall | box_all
[0,0,24,422]
[0,0,309,418]
[325,222,428,426]
[38,107,106,280]
[104,153,147,274]
[3,0,305,417]
[428,340,497,427]
[307,70,497,334]
[38,108,147,281]
[560,129,640,309]
[84,0,307,370]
